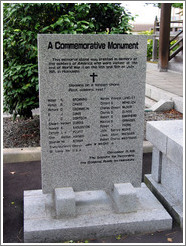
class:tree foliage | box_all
[172,3,183,9]
[148,3,183,9]
[3,3,134,119]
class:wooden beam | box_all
[158,3,171,71]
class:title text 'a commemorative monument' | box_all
[24,35,172,243]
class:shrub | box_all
[3,3,134,119]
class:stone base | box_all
[24,183,172,243]
[145,174,183,228]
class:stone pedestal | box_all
[112,183,138,213]
[55,187,76,218]
[24,183,172,243]
[145,120,183,227]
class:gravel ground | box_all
[3,109,183,148]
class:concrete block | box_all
[161,155,183,204]
[146,122,167,153]
[151,147,162,182]
[113,183,138,213]
[146,120,183,155]
[150,99,173,112]
[167,137,183,169]
[55,187,76,218]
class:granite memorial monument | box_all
[24,34,172,243]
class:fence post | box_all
[151,16,158,62]
[158,3,171,71]
[151,37,158,61]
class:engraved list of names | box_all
[38,34,147,193]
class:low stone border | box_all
[3,141,153,164]
[145,84,183,113]
[3,147,41,164]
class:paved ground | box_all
[3,153,183,244]
[146,63,183,97]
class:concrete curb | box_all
[145,84,183,113]
[3,147,41,164]
[3,141,153,164]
